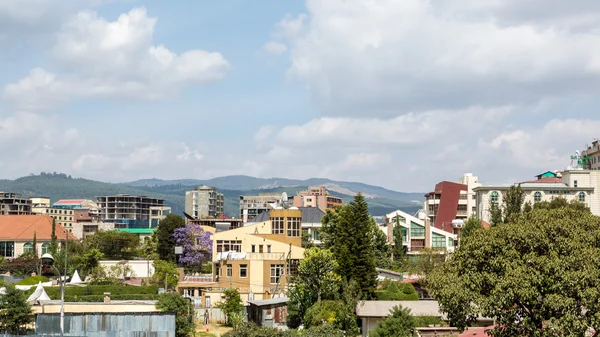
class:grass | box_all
[196,332,216,337]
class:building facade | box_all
[582,140,600,170]
[289,186,344,212]
[29,197,51,215]
[96,195,171,229]
[185,186,224,219]
[45,199,101,233]
[474,170,600,222]
[383,209,456,253]
[0,215,76,258]
[239,194,281,223]
[0,192,32,215]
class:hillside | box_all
[0,173,424,217]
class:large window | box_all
[240,264,248,278]
[490,191,499,203]
[432,233,446,250]
[287,217,301,237]
[270,264,284,284]
[41,242,50,255]
[534,191,542,202]
[226,264,232,278]
[579,192,586,202]
[0,242,15,258]
[288,259,300,277]
[23,242,33,255]
[272,217,284,234]
[216,240,242,253]
[410,221,425,237]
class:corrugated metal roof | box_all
[248,297,289,306]
[356,300,443,318]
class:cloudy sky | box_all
[1,0,599,192]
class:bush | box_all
[374,282,419,301]
[304,300,342,328]
[413,316,446,327]
[23,285,158,300]
[16,276,49,285]
[222,323,344,337]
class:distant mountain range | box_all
[0,173,425,217]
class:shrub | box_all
[413,316,446,327]
[374,282,419,301]
[23,285,158,300]
[304,300,342,328]
[16,276,49,285]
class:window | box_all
[270,264,284,284]
[216,240,242,253]
[267,245,271,253]
[490,191,499,203]
[432,233,446,250]
[313,230,320,241]
[240,264,248,278]
[410,221,425,237]
[259,245,264,253]
[272,217,284,234]
[579,192,586,202]
[534,192,542,202]
[288,259,300,277]
[448,238,454,247]
[287,217,301,237]
[574,180,578,188]
[0,242,14,257]
[23,242,33,254]
[251,245,256,253]
[226,264,232,278]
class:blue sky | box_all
[1,0,600,191]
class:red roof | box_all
[458,326,494,337]
[520,177,562,184]
[480,220,491,229]
[0,215,77,241]
[54,199,86,205]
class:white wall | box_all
[99,260,155,278]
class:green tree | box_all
[489,199,502,227]
[392,216,406,265]
[32,231,37,258]
[321,194,378,299]
[373,224,393,269]
[534,197,591,212]
[460,216,481,239]
[151,260,179,290]
[287,283,314,329]
[407,248,445,278]
[156,214,186,261]
[156,292,194,337]
[217,288,243,326]
[70,248,104,278]
[140,234,159,260]
[502,185,525,223]
[50,218,57,246]
[522,201,533,214]
[428,207,600,336]
[0,285,32,334]
[83,230,139,260]
[298,248,340,302]
[369,305,415,337]
[301,231,314,249]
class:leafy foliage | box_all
[428,207,600,336]
[70,249,104,278]
[533,197,590,212]
[151,260,179,290]
[369,305,415,337]
[373,225,393,269]
[287,283,314,329]
[16,275,49,285]
[392,216,406,265]
[413,316,446,327]
[223,322,344,337]
[156,214,186,261]
[303,300,342,328]
[216,288,243,326]
[297,248,340,302]
[0,286,32,334]
[82,230,139,260]
[461,216,481,238]
[502,185,525,224]
[156,293,194,337]
[173,223,212,271]
[406,248,446,277]
[375,282,418,301]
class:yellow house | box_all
[177,208,305,307]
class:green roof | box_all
[117,228,155,234]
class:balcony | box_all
[246,252,286,260]
[182,275,215,283]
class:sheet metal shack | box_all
[247,297,289,328]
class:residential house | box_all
[0,215,77,258]
[289,186,344,212]
[250,207,325,245]
[383,209,456,253]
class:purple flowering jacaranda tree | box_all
[173,223,213,271]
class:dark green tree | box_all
[428,207,600,336]
[369,305,415,337]
[392,216,406,264]
[460,216,481,239]
[489,199,503,227]
[534,197,590,212]
[502,185,525,223]
[156,214,186,261]
[287,283,314,329]
[32,231,37,258]
[298,248,340,302]
[522,201,533,214]
[70,249,104,277]
[217,288,243,326]
[0,285,32,334]
[373,224,393,269]
[83,230,139,260]
[156,293,194,337]
[321,194,378,299]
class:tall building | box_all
[289,186,344,212]
[422,173,481,234]
[46,199,100,233]
[239,193,281,223]
[96,195,171,230]
[582,140,600,170]
[184,186,224,219]
[0,192,32,215]
[29,197,51,215]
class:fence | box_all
[195,308,249,325]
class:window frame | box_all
[286,217,301,237]
[239,264,248,278]
[271,217,284,234]
[270,264,284,284]
[579,191,586,202]
[534,191,542,202]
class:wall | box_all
[99,260,154,279]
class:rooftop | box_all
[248,297,289,306]
[0,215,77,241]
[117,228,154,234]
[53,199,86,205]
[356,300,443,318]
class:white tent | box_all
[26,282,51,302]
[70,270,82,284]
[0,287,6,295]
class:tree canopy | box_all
[0,286,32,334]
[369,305,415,337]
[460,216,481,238]
[428,207,600,336]
[297,248,340,302]
[173,223,212,271]
[156,293,194,337]
[156,214,186,262]
[83,230,139,260]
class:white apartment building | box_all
[383,209,456,253]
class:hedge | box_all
[413,316,446,327]
[374,282,419,301]
[61,294,159,302]
[16,276,49,285]
[23,285,158,299]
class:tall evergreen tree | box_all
[32,231,37,258]
[502,185,525,223]
[489,199,502,227]
[322,194,378,299]
[50,218,57,246]
[392,216,406,263]
[0,286,32,334]
[156,214,186,262]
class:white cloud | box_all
[3,7,230,109]
[276,0,600,116]
[263,41,288,55]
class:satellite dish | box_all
[281,192,289,209]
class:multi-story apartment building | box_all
[383,209,456,253]
[177,208,305,307]
[289,186,344,212]
[45,199,101,233]
[0,192,32,215]
[422,173,481,234]
[239,193,281,223]
[96,195,171,231]
[582,140,600,170]
[475,169,600,222]
[29,197,51,215]
[184,186,224,219]
[250,207,326,245]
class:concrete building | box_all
[185,186,224,219]
[423,173,481,234]
[0,215,76,258]
[71,221,115,239]
[250,207,326,245]
[96,195,171,229]
[475,170,600,222]
[582,140,600,170]
[383,209,456,253]
[45,199,101,233]
[177,208,304,307]
[239,193,281,223]
[29,197,51,215]
[289,186,344,212]
[0,192,32,215]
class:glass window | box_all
[23,242,33,255]
[226,264,232,278]
[313,230,320,241]
[289,259,300,277]
[432,233,446,250]
[410,221,425,237]
[448,238,454,247]
[240,264,248,278]
[267,245,271,253]
[270,264,284,284]
[579,192,586,202]
[251,245,256,253]
[574,180,578,188]
[287,217,301,237]
[490,191,499,203]
[41,242,50,255]
[216,240,242,253]
[534,192,542,202]
[272,217,284,234]
[0,242,14,258]
[259,245,264,253]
